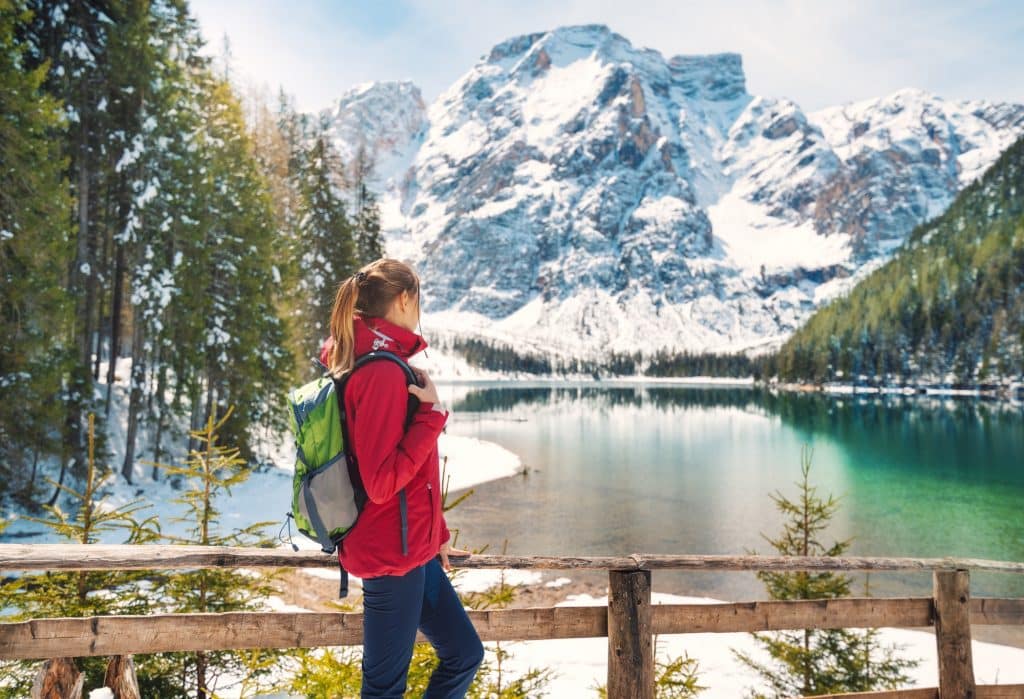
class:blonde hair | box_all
[328,258,420,378]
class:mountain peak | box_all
[486,25,622,64]
[482,25,747,103]
[319,80,427,186]
[329,80,424,114]
[669,52,746,102]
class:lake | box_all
[438,383,1024,602]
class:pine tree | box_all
[0,0,74,509]
[351,143,385,264]
[0,414,162,697]
[293,120,358,368]
[260,87,315,382]
[20,0,139,497]
[147,406,284,698]
[112,0,186,483]
[594,649,705,698]
[183,69,291,457]
[731,446,918,697]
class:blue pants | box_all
[361,557,484,698]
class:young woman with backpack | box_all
[321,257,483,698]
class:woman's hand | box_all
[438,541,471,572]
[408,367,440,405]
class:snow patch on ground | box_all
[487,590,1024,697]
[439,433,523,491]
[449,568,543,593]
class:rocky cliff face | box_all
[320,81,427,187]
[321,25,1024,356]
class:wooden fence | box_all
[2,544,1024,698]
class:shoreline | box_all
[436,375,1024,402]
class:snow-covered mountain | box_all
[320,25,1024,357]
[321,81,427,187]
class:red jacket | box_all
[318,316,450,578]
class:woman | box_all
[321,257,483,698]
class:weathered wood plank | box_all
[934,569,975,699]
[972,598,1024,625]
[608,570,653,699]
[0,607,608,659]
[810,688,938,698]
[653,597,934,634]
[628,554,1024,573]
[976,684,1024,698]
[812,686,1024,699]
[3,596,1023,660]
[3,544,1024,573]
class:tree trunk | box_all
[196,650,208,699]
[105,238,125,416]
[121,313,146,483]
[146,338,159,422]
[62,110,92,489]
[93,292,105,383]
[92,188,112,383]
[152,362,168,480]
[75,112,91,372]
[78,105,100,419]
[25,449,40,502]
[188,381,204,458]
[49,430,71,508]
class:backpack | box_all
[285,350,420,594]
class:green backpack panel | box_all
[286,350,418,555]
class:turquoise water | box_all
[441,384,1024,601]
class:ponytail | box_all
[327,259,420,379]
[328,275,360,379]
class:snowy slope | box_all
[319,25,1024,358]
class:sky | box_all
[189,0,1024,115]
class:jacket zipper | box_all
[427,482,435,546]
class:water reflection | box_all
[443,385,1024,600]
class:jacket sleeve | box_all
[440,513,451,546]
[347,363,448,505]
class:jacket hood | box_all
[319,315,428,368]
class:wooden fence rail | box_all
[2,545,1023,699]
[4,596,1024,660]
[4,543,1024,572]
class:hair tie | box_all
[354,271,367,283]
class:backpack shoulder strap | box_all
[339,350,421,427]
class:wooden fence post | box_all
[933,569,976,699]
[607,569,653,699]
[103,655,141,699]
[31,658,83,699]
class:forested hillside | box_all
[0,0,382,510]
[770,135,1024,386]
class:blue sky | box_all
[189,0,1024,114]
